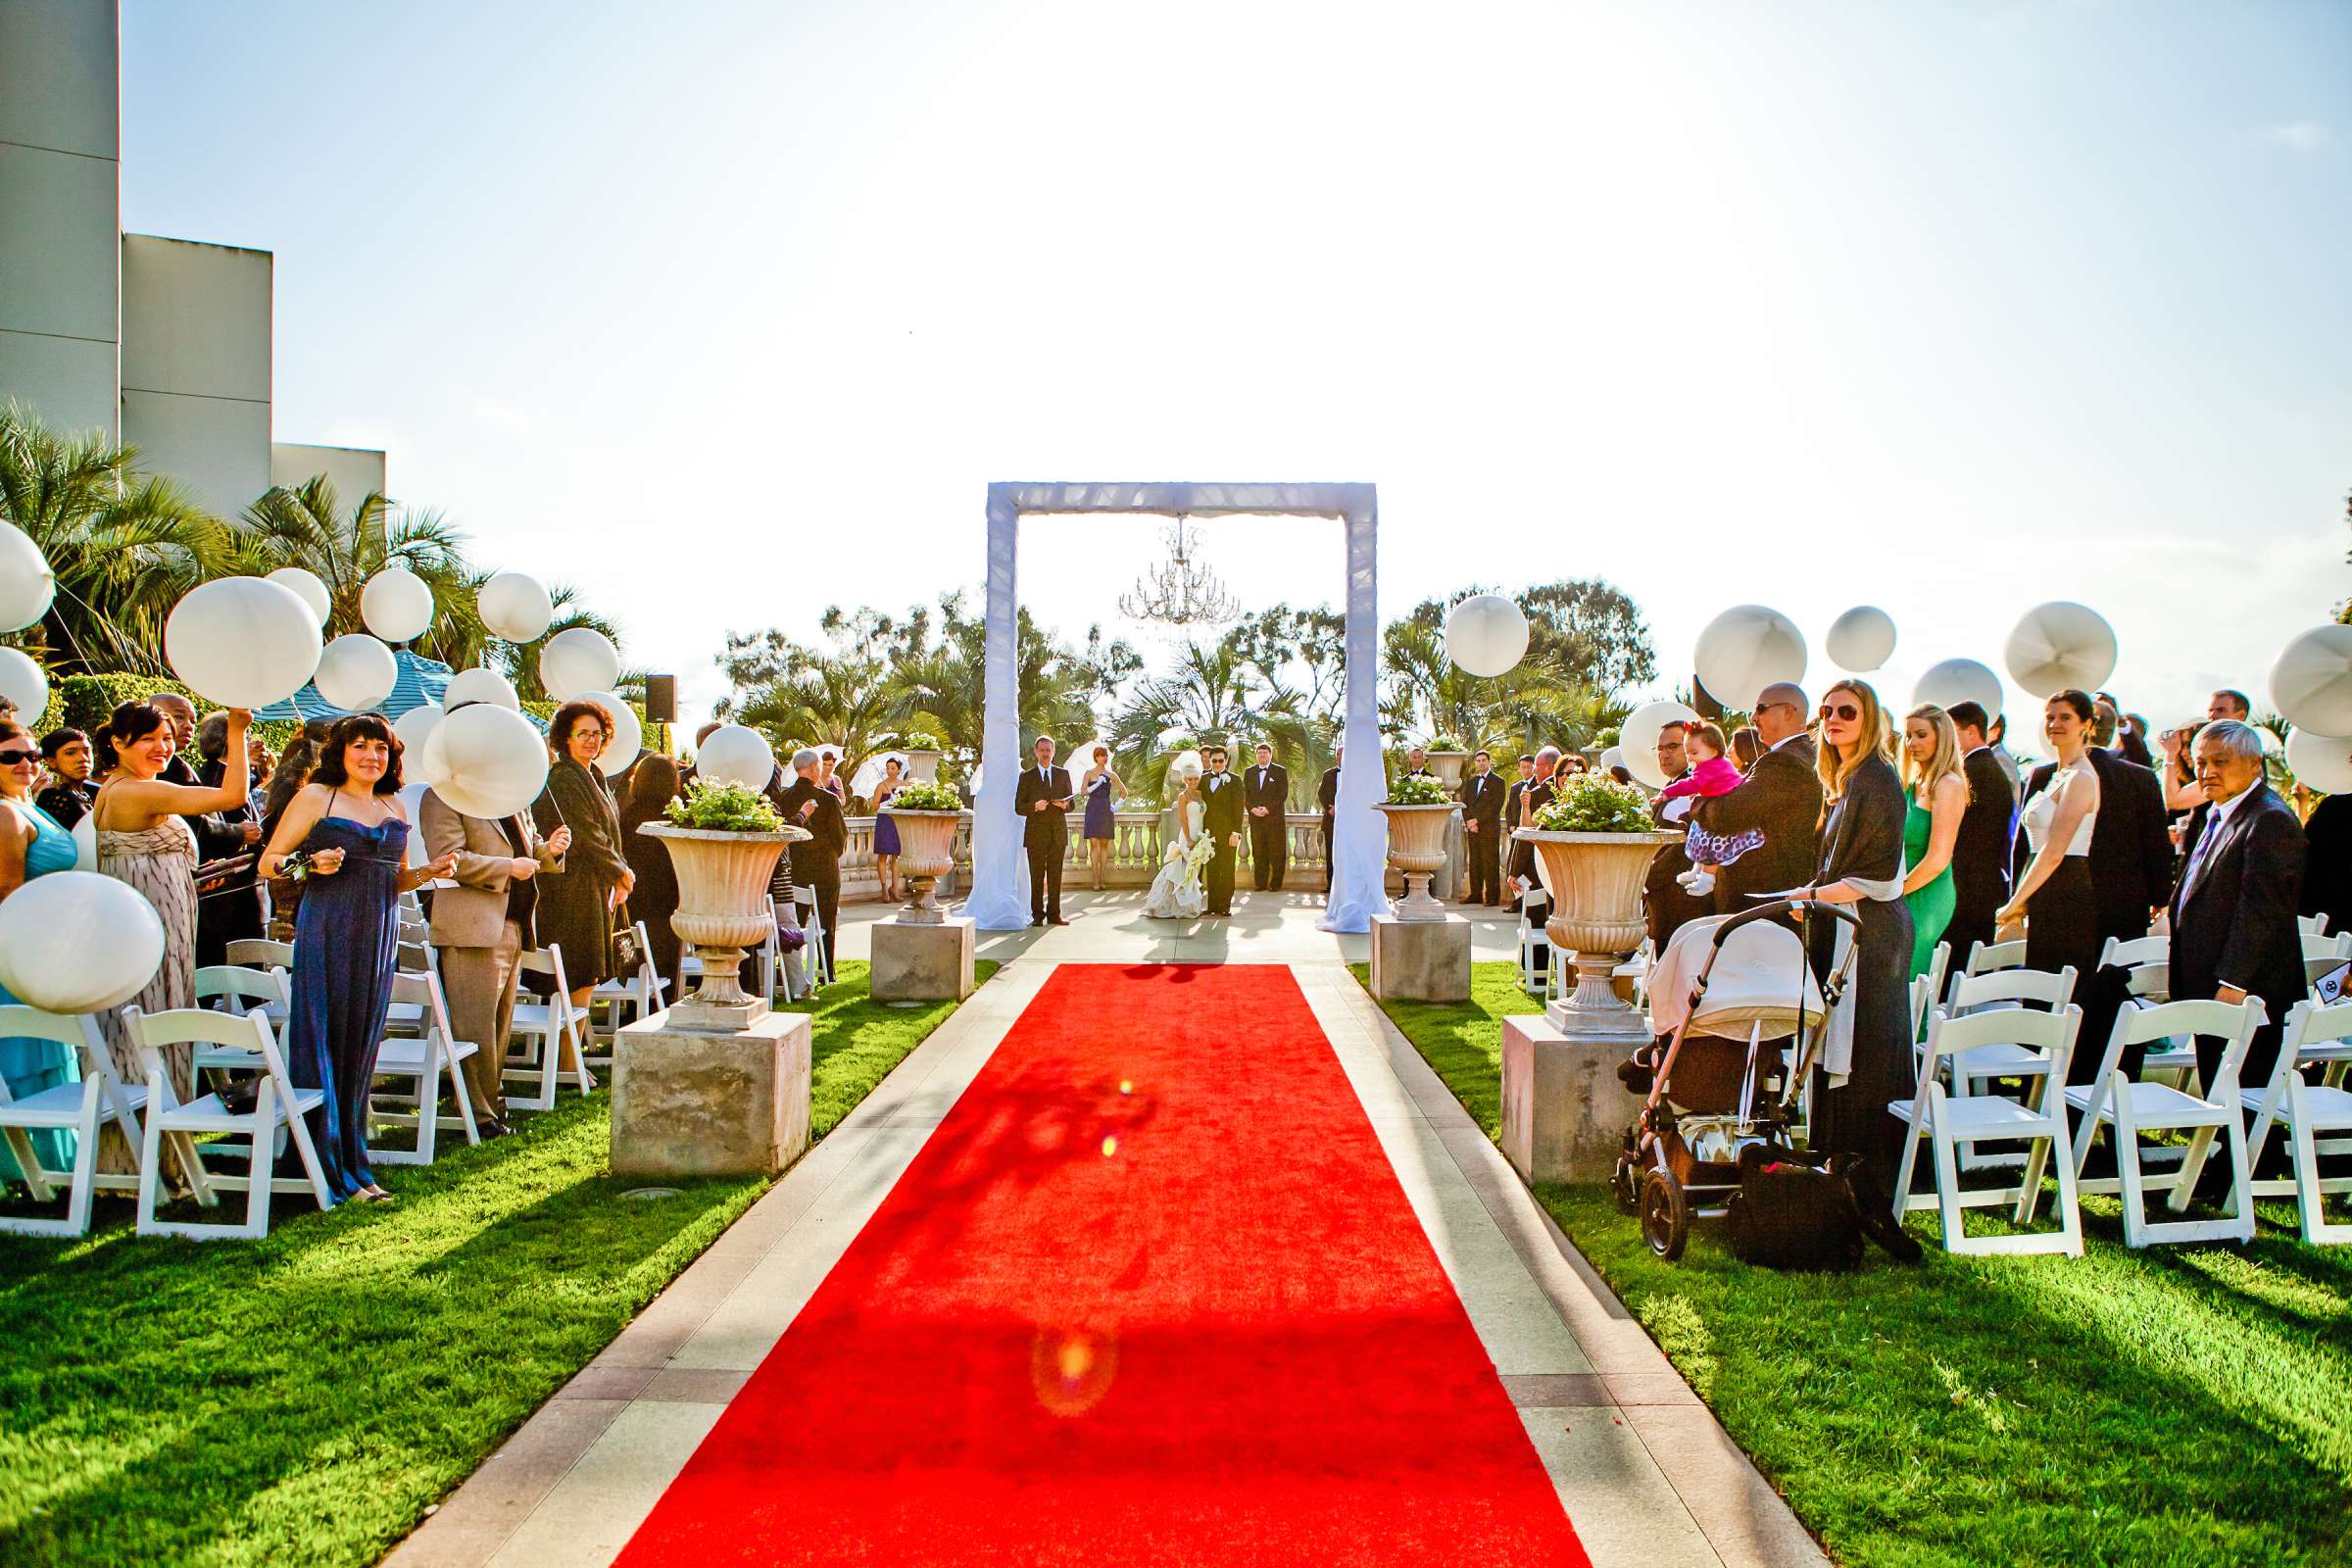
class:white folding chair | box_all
[507,945,594,1112]
[0,1007,136,1238]
[2306,931,2352,963]
[368,968,479,1165]
[128,1004,332,1240]
[2241,1000,2352,1244]
[1922,941,1951,1022]
[589,918,669,1051]
[2064,996,2267,1248]
[226,937,297,972]
[192,965,292,1070]
[2300,912,2330,938]
[2099,934,2169,973]
[1962,938,2027,979]
[1516,903,1557,999]
[1939,965,2077,1171]
[1890,1004,2084,1255]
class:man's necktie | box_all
[2180,809,2224,903]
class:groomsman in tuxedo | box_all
[1943,701,2016,965]
[1200,745,1247,915]
[1318,749,1343,891]
[1246,742,1291,892]
[1403,744,1432,777]
[1459,749,1506,906]
[1014,734,1073,926]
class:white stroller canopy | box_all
[1646,913,1827,1040]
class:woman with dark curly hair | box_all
[532,698,633,1026]
[260,713,457,1203]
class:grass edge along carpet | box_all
[612,962,1592,1567]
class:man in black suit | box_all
[1245,743,1291,892]
[778,747,849,971]
[1689,683,1821,916]
[1013,734,1073,926]
[2172,721,2307,1097]
[1643,721,1712,947]
[2019,721,2173,1064]
[1507,747,1560,911]
[1403,745,1431,778]
[1500,753,1536,906]
[1199,745,1247,915]
[1458,749,1506,906]
[1942,701,2016,967]
[1318,749,1342,892]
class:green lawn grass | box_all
[0,958,996,1568]
[1356,961,2352,1567]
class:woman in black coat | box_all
[532,699,633,1017]
[1790,680,1918,1238]
[617,753,685,990]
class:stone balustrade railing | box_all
[837,809,1337,899]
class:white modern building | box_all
[0,0,386,520]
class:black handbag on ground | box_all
[1725,1144,1866,1272]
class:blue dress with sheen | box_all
[282,815,407,1200]
[0,805,84,1180]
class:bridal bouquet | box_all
[1182,832,1216,880]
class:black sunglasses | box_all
[1817,702,1862,722]
[0,747,38,763]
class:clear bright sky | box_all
[119,0,2349,738]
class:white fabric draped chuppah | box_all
[963,482,1389,934]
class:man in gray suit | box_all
[421,789,569,1134]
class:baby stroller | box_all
[1613,900,1861,1260]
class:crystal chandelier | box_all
[1119,516,1241,626]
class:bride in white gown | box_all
[1146,766,1209,920]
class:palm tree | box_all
[0,403,232,674]
[235,477,478,650]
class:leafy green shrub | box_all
[883,778,961,811]
[663,779,784,832]
[1427,734,1469,754]
[892,730,945,752]
[1387,773,1453,806]
[1534,774,1656,832]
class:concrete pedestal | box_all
[870,915,977,1003]
[1369,911,1471,1002]
[612,1008,811,1179]
[1500,1012,1649,1185]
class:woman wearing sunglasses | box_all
[0,718,84,1186]
[1788,681,1919,1250]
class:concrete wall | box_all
[0,0,121,436]
[120,234,272,518]
[270,442,386,506]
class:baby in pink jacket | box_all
[1657,723,1755,896]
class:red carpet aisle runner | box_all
[614,963,1591,1567]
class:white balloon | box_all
[1598,746,1628,778]
[1693,606,1807,711]
[573,689,643,776]
[2270,625,2352,736]
[165,576,324,709]
[266,565,331,626]
[392,705,442,760]
[0,520,57,635]
[360,565,435,643]
[72,810,96,871]
[1913,658,2004,722]
[696,723,775,791]
[1826,607,1896,672]
[1619,699,1702,790]
[538,626,621,703]
[0,646,48,719]
[1444,593,1531,679]
[0,870,166,1014]
[442,666,520,710]
[477,570,555,643]
[2286,727,2352,793]
[313,633,398,710]
[419,703,549,820]
[2004,602,2118,698]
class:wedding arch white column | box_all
[965,482,1388,934]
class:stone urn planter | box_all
[1516,827,1682,1037]
[1424,750,1469,790]
[1375,803,1454,921]
[883,808,962,923]
[638,822,810,1033]
[901,748,944,783]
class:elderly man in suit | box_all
[1689,682,1821,917]
[2173,720,2307,1098]
[1245,743,1291,892]
[421,790,569,1134]
[779,747,850,965]
[1942,701,2017,965]
[1458,748,1507,906]
[1013,734,1073,926]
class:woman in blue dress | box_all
[259,713,457,1203]
[869,756,906,902]
[0,718,84,1182]
[1081,746,1124,891]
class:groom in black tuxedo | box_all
[1246,743,1291,891]
[1200,745,1247,915]
[1014,734,1073,926]
[1459,749,1506,906]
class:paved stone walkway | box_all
[386,906,1825,1568]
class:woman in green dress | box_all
[0,718,87,1181]
[1899,705,1967,980]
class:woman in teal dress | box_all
[1898,705,1967,980]
[0,718,85,1181]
